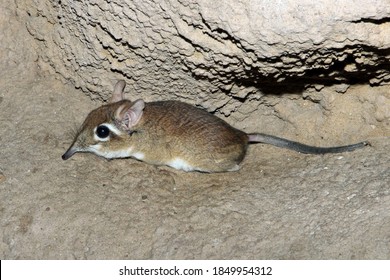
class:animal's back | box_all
[131,101,249,172]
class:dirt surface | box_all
[0,75,389,259]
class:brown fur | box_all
[131,101,249,172]
[63,80,368,172]
[66,99,248,172]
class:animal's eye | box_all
[96,125,110,139]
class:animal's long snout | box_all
[62,146,77,160]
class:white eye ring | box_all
[93,123,122,142]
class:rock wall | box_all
[22,0,390,116]
[1,0,37,80]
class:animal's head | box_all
[62,80,145,160]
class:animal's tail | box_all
[248,133,370,154]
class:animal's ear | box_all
[110,80,126,103]
[115,99,145,129]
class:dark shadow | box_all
[191,44,390,98]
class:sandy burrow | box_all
[0,75,389,259]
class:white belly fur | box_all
[168,158,195,172]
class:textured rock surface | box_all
[0,0,389,260]
[23,0,390,115]
[1,0,37,78]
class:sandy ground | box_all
[0,73,389,259]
